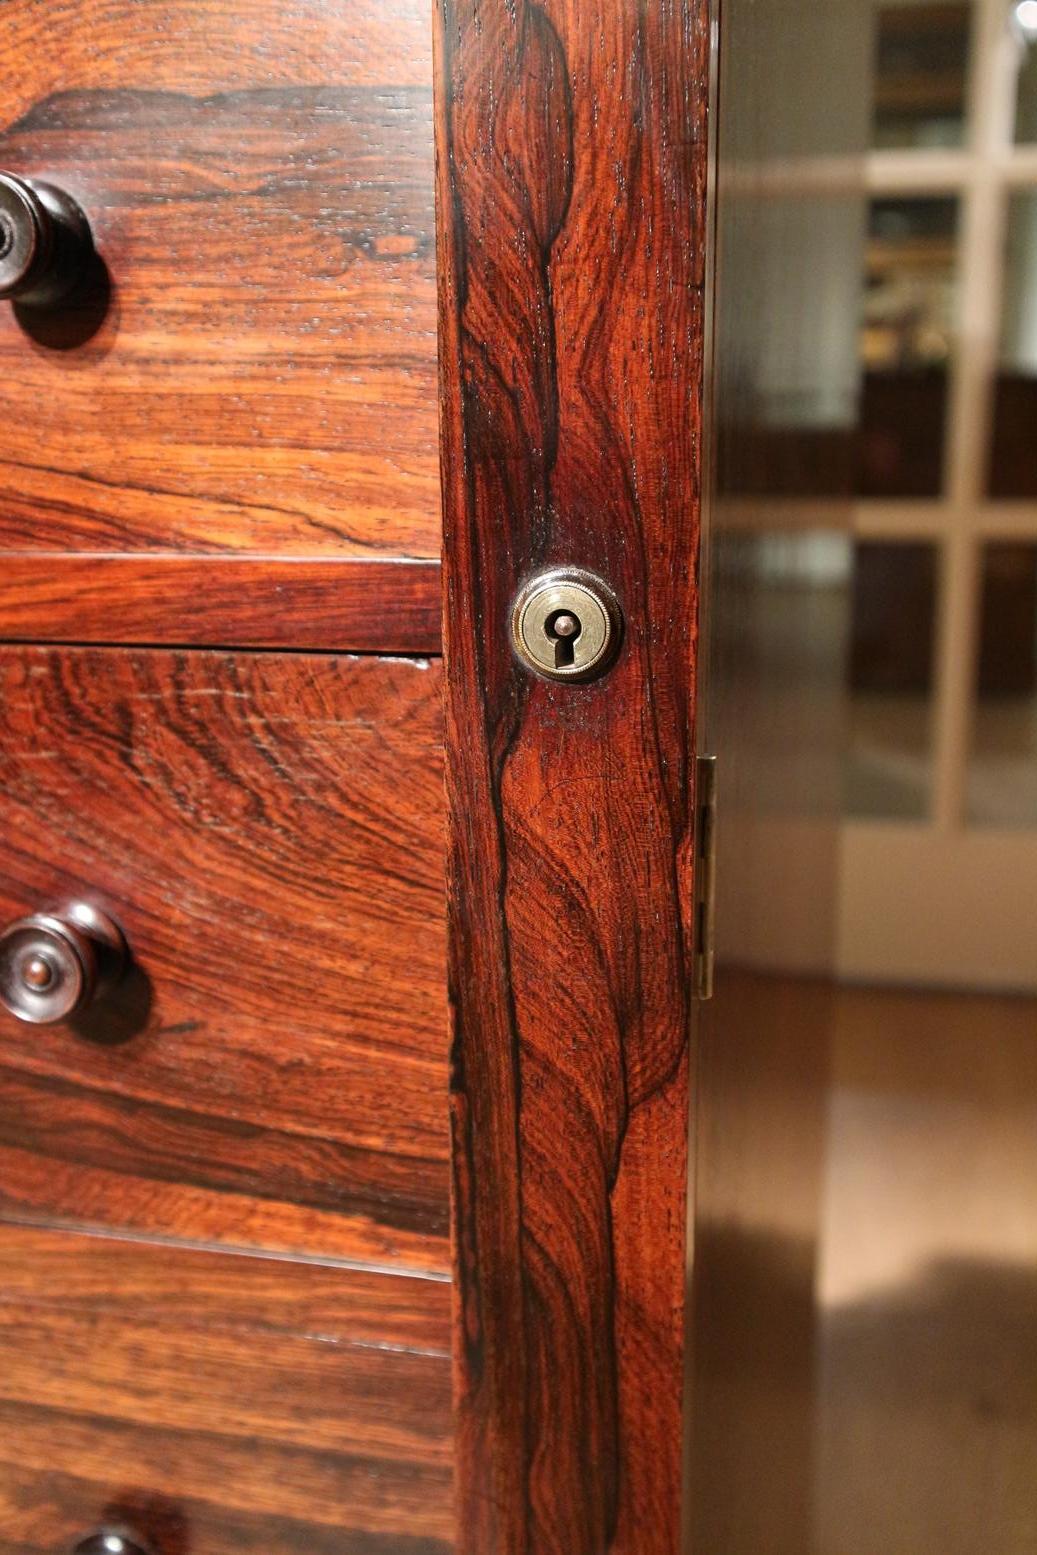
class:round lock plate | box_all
[511,568,622,682]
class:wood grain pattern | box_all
[435,2,708,1553]
[0,1,435,110]
[0,647,449,1271]
[0,1222,453,1555]
[0,0,440,562]
[0,556,442,653]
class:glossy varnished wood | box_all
[0,0,439,581]
[435,2,708,1552]
[0,0,434,103]
[0,557,442,653]
[0,1222,453,1554]
[0,648,449,1270]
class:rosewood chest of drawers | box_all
[0,3,707,1554]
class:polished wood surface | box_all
[435,1,707,1550]
[0,2,454,1543]
[0,1222,453,1555]
[0,647,449,1271]
[0,557,442,653]
[689,973,834,1555]
[0,0,439,580]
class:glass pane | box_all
[696,5,1037,1555]
[860,196,958,497]
[718,196,958,502]
[1015,24,1037,143]
[814,984,1037,1555]
[846,541,938,818]
[990,194,1037,497]
[873,1,972,149]
[967,543,1037,826]
[716,194,866,500]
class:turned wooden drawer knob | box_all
[72,1531,153,1555]
[0,171,94,307]
[0,904,126,1025]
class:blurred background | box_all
[688,0,1037,1550]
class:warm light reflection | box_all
[1014,0,1037,42]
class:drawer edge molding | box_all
[0,555,443,654]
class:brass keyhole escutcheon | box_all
[544,608,582,670]
[511,568,622,683]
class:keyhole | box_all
[545,609,582,669]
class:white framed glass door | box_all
[841,0,1037,989]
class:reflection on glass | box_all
[716,196,959,501]
[716,195,866,500]
[846,541,938,818]
[990,194,1037,497]
[709,532,852,824]
[873,1,972,148]
[967,543,1037,826]
[1015,32,1037,142]
[860,197,958,496]
[697,0,1037,1550]
[814,984,1037,1555]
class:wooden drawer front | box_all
[0,1224,453,1555]
[0,648,448,1272]
[0,0,438,560]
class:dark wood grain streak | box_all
[0,647,449,1271]
[0,0,440,565]
[0,557,442,653]
[0,1222,453,1555]
[435,2,708,1553]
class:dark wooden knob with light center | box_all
[0,171,94,308]
[0,904,126,1025]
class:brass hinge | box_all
[693,755,718,1001]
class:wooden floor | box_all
[814,982,1037,1555]
[688,973,1037,1555]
